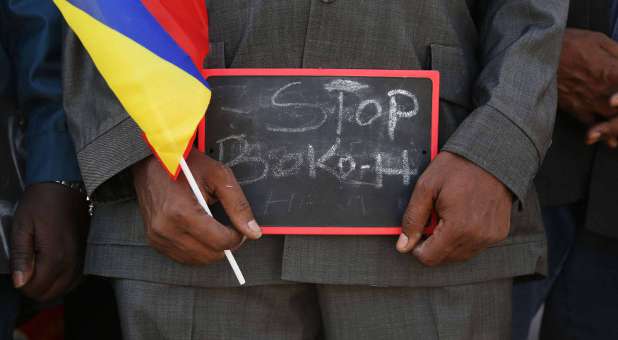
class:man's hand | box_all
[132,150,261,265]
[586,94,618,148]
[396,152,513,266]
[11,183,89,302]
[558,29,618,124]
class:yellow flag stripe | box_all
[55,0,210,176]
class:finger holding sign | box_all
[397,152,512,267]
[397,173,436,253]
[197,156,262,240]
[413,220,459,266]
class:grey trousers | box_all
[113,279,511,340]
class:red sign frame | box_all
[199,68,439,235]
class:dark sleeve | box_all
[442,0,569,201]
[5,0,81,185]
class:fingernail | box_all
[590,131,602,141]
[396,233,409,252]
[13,271,25,288]
[248,220,262,239]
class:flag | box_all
[54,0,211,178]
[141,0,210,72]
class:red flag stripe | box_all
[141,0,210,70]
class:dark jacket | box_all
[0,0,81,274]
[535,0,618,239]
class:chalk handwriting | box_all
[263,191,296,215]
[355,99,383,126]
[216,135,417,189]
[266,82,328,133]
[221,106,250,115]
[209,78,429,218]
[387,89,419,141]
[216,134,268,185]
[271,149,303,178]
[325,79,370,136]
[374,150,415,189]
[324,79,369,93]
[266,80,420,142]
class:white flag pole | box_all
[179,157,246,285]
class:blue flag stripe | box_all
[68,0,209,88]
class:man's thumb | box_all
[397,178,434,253]
[10,220,34,288]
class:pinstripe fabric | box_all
[113,280,322,340]
[113,278,511,340]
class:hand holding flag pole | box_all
[179,157,246,285]
[55,0,248,284]
[141,0,246,284]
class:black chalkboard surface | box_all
[201,69,439,235]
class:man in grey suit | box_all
[63,1,567,339]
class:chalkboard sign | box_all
[201,69,439,235]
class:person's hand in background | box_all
[10,183,89,302]
[396,152,513,266]
[582,92,618,148]
[586,95,618,148]
[132,150,261,265]
[558,29,618,125]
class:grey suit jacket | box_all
[63,0,567,287]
